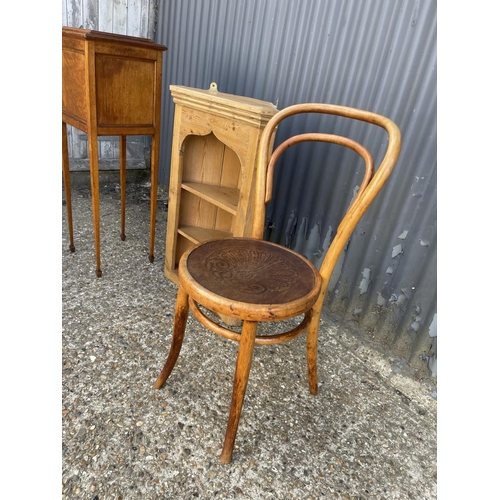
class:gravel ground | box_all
[62,179,437,499]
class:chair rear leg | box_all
[220,320,258,463]
[154,285,189,389]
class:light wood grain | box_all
[178,225,232,243]
[181,183,239,214]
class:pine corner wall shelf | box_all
[164,84,279,284]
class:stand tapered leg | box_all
[120,136,127,241]
[88,129,102,277]
[62,122,75,253]
[148,132,160,263]
[220,320,258,463]
[154,286,189,389]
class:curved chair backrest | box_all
[252,103,402,301]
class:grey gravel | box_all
[62,179,437,499]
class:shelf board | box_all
[181,182,239,215]
[178,225,233,244]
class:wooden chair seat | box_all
[154,102,402,463]
[180,238,321,322]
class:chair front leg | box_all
[154,285,189,389]
[306,304,322,395]
[220,320,258,463]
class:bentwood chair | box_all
[154,103,401,463]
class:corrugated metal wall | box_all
[155,0,437,378]
[61,0,159,170]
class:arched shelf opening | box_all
[175,132,243,264]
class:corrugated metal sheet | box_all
[154,0,437,377]
[61,0,159,168]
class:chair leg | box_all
[306,305,322,395]
[154,285,189,389]
[220,320,258,463]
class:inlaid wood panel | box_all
[95,55,156,126]
[62,47,87,127]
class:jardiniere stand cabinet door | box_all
[62,27,167,277]
[164,83,279,284]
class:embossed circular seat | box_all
[180,238,321,321]
[153,103,401,463]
